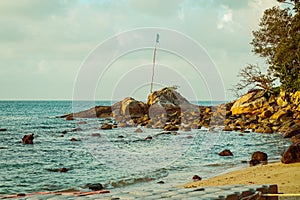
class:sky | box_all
[0,0,282,101]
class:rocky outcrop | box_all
[22,134,34,144]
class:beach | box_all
[181,162,300,194]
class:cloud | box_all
[0,0,283,100]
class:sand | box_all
[181,162,300,194]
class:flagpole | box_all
[150,34,159,93]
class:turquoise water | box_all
[0,101,291,195]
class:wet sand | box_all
[181,162,300,194]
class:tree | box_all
[250,2,300,93]
[232,64,275,97]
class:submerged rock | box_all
[218,149,233,156]
[85,183,104,191]
[22,134,34,144]
[0,128,7,132]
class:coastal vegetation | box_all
[233,0,300,96]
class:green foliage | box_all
[251,3,300,93]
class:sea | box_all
[0,101,291,195]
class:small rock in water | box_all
[66,115,75,120]
[77,121,87,125]
[71,127,82,132]
[218,149,233,156]
[70,138,79,142]
[100,123,113,130]
[117,135,124,138]
[134,128,143,133]
[145,135,152,140]
[192,175,202,181]
[22,134,34,144]
[91,133,101,137]
[157,180,165,184]
[60,168,68,173]
[86,183,104,191]
[186,135,193,139]
[0,128,7,132]
[61,130,67,134]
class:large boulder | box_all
[281,143,300,164]
[112,97,147,121]
[283,123,300,138]
[22,134,34,144]
[147,87,198,122]
[147,87,191,107]
[230,90,268,116]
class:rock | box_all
[192,175,202,181]
[91,133,101,137]
[22,134,34,144]
[71,127,82,132]
[269,110,289,123]
[283,124,300,138]
[66,115,75,120]
[260,110,273,119]
[112,97,147,120]
[145,136,152,140]
[292,134,300,144]
[117,135,124,138]
[59,168,68,172]
[157,181,165,184]
[100,123,113,130]
[118,122,128,128]
[223,126,233,131]
[230,90,268,115]
[218,149,233,156]
[249,159,261,167]
[86,183,104,191]
[281,143,300,164]
[134,128,143,133]
[251,151,268,161]
[0,128,7,132]
[77,121,87,125]
[147,87,191,107]
[67,106,112,119]
[164,124,179,131]
[70,138,79,142]
[61,130,67,134]
[255,126,273,134]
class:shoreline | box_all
[180,162,300,194]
